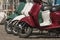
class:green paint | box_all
[7,13,19,19]
[38,11,43,23]
[16,2,26,15]
[7,2,26,20]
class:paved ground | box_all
[0,25,60,40]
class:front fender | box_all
[12,15,25,21]
[20,16,36,27]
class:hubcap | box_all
[20,26,30,35]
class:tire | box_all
[18,22,33,38]
[5,19,12,34]
[12,20,19,35]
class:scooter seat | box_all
[52,5,60,11]
[41,5,60,12]
[33,0,41,3]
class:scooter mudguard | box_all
[20,16,36,27]
[7,2,26,20]
[12,15,25,21]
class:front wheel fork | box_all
[18,22,27,30]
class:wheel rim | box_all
[22,27,28,33]
[20,26,29,35]
[19,26,30,35]
[6,21,12,32]
[12,20,19,34]
[18,22,32,38]
[6,26,11,31]
[12,26,18,34]
[12,29,18,34]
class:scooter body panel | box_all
[21,2,33,16]
[7,2,26,20]
[12,15,25,21]
[16,2,26,14]
[7,13,19,20]
[42,11,60,30]
[29,3,42,27]
[23,3,33,16]
[20,3,42,27]
[50,11,60,22]
[20,16,36,27]
[38,10,60,30]
[36,10,60,30]
[11,2,34,22]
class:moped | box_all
[5,1,26,34]
[18,0,60,38]
[5,0,34,35]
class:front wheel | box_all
[18,22,33,38]
[5,19,12,34]
[12,20,19,35]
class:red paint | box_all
[29,3,42,27]
[20,16,36,27]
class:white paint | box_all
[21,3,29,15]
[40,10,52,26]
[24,3,33,16]
[21,3,33,16]
[12,2,33,22]
[12,15,25,21]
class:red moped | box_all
[18,0,60,38]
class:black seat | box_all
[33,0,41,3]
[41,5,52,11]
[52,5,60,11]
[41,5,60,11]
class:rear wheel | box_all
[18,22,33,38]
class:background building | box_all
[0,0,48,15]
[3,0,20,15]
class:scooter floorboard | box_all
[30,29,60,38]
[30,33,60,38]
